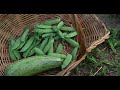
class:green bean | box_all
[17,36,28,50]
[23,39,37,58]
[9,40,17,61]
[39,38,49,51]
[42,18,61,25]
[13,50,21,60]
[56,43,63,54]
[60,27,75,31]
[28,49,35,57]
[52,26,64,38]
[36,24,52,29]
[43,39,54,54]
[42,33,56,38]
[34,33,41,40]
[71,47,79,60]
[61,54,72,69]
[10,36,15,46]
[64,38,80,48]
[33,47,45,55]
[65,32,77,38]
[12,37,21,50]
[21,27,29,42]
[47,43,53,54]
[34,28,54,34]
[20,36,34,52]
[57,21,64,29]
[48,53,66,59]
[54,33,68,40]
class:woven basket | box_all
[0,14,110,76]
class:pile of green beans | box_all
[9,18,80,69]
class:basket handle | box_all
[69,14,86,59]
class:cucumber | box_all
[5,56,62,76]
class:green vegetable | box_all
[64,38,80,47]
[12,37,21,50]
[43,39,54,54]
[48,53,66,59]
[9,41,16,61]
[10,36,15,46]
[71,47,79,60]
[57,21,64,29]
[56,43,63,54]
[34,33,41,40]
[5,56,62,76]
[17,36,28,50]
[23,39,37,58]
[21,27,29,42]
[42,18,61,25]
[42,33,56,38]
[28,49,35,57]
[39,38,49,51]
[36,24,52,29]
[20,36,34,52]
[65,32,77,38]
[52,26,64,38]
[60,27,75,31]
[34,29,54,34]
[48,43,53,54]
[13,50,21,60]
[33,47,45,55]
[61,54,72,69]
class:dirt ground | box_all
[70,14,120,76]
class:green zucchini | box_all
[5,56,62,76]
